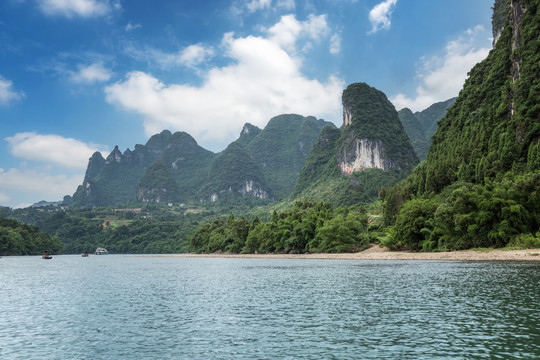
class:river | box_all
[1,255,538,359]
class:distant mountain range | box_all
[71,82,454,208]
[72,114,333,207]
[398,97,456,160]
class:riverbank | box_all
[151,245,540,261]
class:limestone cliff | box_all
[337,83,418,175]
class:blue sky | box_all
[0,0,494,208]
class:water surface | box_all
[1,255,538,359]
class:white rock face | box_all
[210,193,218,202]
[239,180,268,199]
[339,138,395,175]
[343,104,353,127]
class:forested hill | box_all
[382,0,540,251]
[398,97,456,161]
[0,217,62,256]
[291,83,418,206]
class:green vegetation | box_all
[30,206,204,254]
[244,114,335,199]
[137,160,180,202]
[291,84,418,206]
[398,108,431,160]
[200,142,271,203]
[0,217,62,256]
[72,115,328,208]
[382,0,540,252]
[382,172,540,251]
[8,2,538,256]
[189,201,371,254]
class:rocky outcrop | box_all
[339,138,397,175]
[105,146,122,164]
[238,180,269,199]
[343,103,352,127]
[337,83,418,176]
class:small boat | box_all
[42,251,52,259]
[81,252,89,257]
[95,247,108,255]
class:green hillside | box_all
[245,114,335,199]
[382,0,540,251]
[414,97,456,140]
[291,83,417,206]
[398,108,431,160]
[200,142,271,204]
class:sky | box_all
[0,0,494,208]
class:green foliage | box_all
[383,1,540,252]
[508,232,540,248]
[189,201,370,254]
[381,198,438,251]
[383,171,540,251]
[0,217,62,256]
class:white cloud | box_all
[178,44,215,68]
[6,132,108,169]
[36,0,119,18]
[0,75,25,105]
[106,14,343,151]
[368,0,398,34]
[391,25,491,112]
[69,63,112,84]
[329,33,341,54]
[0,168,82,206]
[267,14,330,53]
[124,43,214,69]
[125,22,142,32]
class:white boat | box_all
[95,247,108,255]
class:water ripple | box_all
[0,256,538,359]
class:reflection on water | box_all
[0,256,538,359]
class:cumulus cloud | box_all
[69,63,112,84]
[0,168,82,207]
[6,132,108,169]
[267,14,330,53]
[0,76,25,105]
[106,14,343,151]
[368,0,398,34]
[36,0,120,18]
[391,25,491,112]
[178,44,215,68]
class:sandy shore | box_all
[150,245,540,261]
